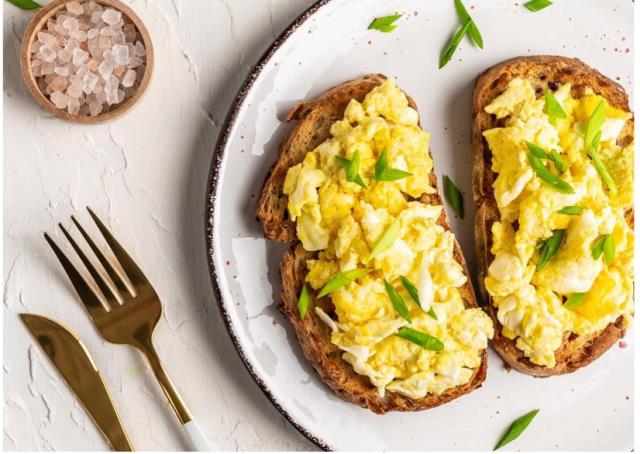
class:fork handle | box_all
[140,344,214,451]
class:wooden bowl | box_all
[19,0,154,124]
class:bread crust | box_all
[472,56,632,376]
[257,75,488,413]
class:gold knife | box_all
[20,314,134,451]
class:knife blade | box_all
[20,313,133,451]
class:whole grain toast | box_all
[257,74,488,413]
[472,56,632,377]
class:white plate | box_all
[206,0,634,450]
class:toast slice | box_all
[472,56,633,376]
[257,75,488,413]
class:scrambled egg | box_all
[283,80,493,398]
[483,78,634,367]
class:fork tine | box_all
[43,232,109,321]
[58,223,121,308]
[71,215,131,297]
[86,207,149,289]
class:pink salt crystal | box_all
[135,64,145,81]
[113,30,126,45]
[41,61,56,75]
[67,96,81,114]
[50,91,68,109]
[121,69,136,87]
[102,49,115,65]
[58,48,72,63]
[40,46,57,62]
[134,41,146,57]
[49,75,68,91]
[54,66,69,76]
[117,89,125,103]
[87,59,98,71]
[88,100,103,116]
[88,38,100,57]
[62,17,80,32]
[72,48,89,65]
[91,11,103,24]
[98,60,113,79]
[88,1,102,11]
[66,1,83,16]
[87,28,99,39]
[98,35,112,50]
[101,8,122,26]
[71,30,87,42]
[112,44,129,65]
[128,56,142,68]
[66,38,80,50]
[37,31,57,46]
[113,65,126,77]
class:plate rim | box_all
[205,0,334,450]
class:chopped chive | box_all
[603,234,616,266]
[384,279,411,323]
[525,141,566,173]
[374,150,412,181]
[336,151,367,188]
[454,0,483,48]
[524,0,553,12]
[494,409,540,450]
[317,268,372,298]
[7,0,41,9]
[439,20,472,69]
[587,132,618,195]
[399,275,438,320]
[558,205,585,215]
[298,284,311,318]
[396,327,444,351]
[368,14,402,33]
[544,89,567,124]
[536,229,565,271]
[527,152,574,194]
[443,175,464,218]
[564,292,588,309]
[584,100,605,148]
[367,218,401,261]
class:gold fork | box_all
[44,207,212,451]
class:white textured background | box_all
[3,0,317,450]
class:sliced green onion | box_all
[548,150,567,173]
[587,132,618,195]
[367,218,401,261]
[584,100,605,148]
[443,175,464,218]
[454,0,483,48]
[536,229,565,271]
[399,275,438,320]
[544,88,567,124]
[396,327,444,351]
[494,409,540,450]
[439,20,472,69]
[368,14,402,33]
[564,292,588,309]
[558,205,585,215]
[336,151,367,188]
[7,0,41,9]
[525,141,566,173]
[591,235,606,260]
[374,150,412,181]
[317,268,372,298]
[524,0,553,12]
[527,152,575,194]
[603,234,616,266]
[384,279,411,323]
[298,284,311,318]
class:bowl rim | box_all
[19,0,154,125]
